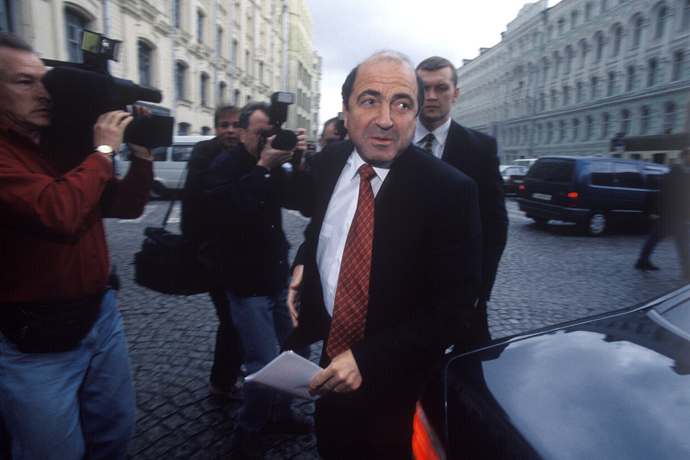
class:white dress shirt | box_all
[317,149,390,316]
[414,118,452,160]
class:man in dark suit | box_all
[285,51,482,459]
[415,56,508,346]
[181,105,244,398]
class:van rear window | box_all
[527,160,575,183]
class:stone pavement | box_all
[104,199,686,459]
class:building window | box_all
[632,15,643,48]
[65,9,88,63]
[558,18,566,35]
[174,0,181,28]
[175,61,187,99]
[600,0,607,14]
[640,106,650,135]
[591,76,599,100]
[577,81,584,103]
[138,41,153,87]
[216,26,223,57]
[672,51,684,81]
[626,65,635,92]
[607,71,616,96]
[546,122,553,143]
[200,73,209,107]
[683,0,690,29]
[579,40,589,68]
[558,120,567,142]
[601,113,610,139]
[233,89,240,106]
[218,81,226,103]
[663,102,676,134]
[565,46,574,74]
[619,109,630,136]
[647,59,658,87]
[594,32,604,62]
[655,6,668,40]
[585,2,594,21]
[563,85,571,105]
[178,122,190,136]
[585,116,593,140]
[197,9,204,44]
[540,92,546,111]
[231,40,238,67]
[202,126,211,135]
[572,118,580,141]
[612,24,623,56]
[551,89,558,109]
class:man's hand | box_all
[309,349,362,396]
[257,134,296,170]
[287,264,303,327]
[93,110,133,151]
[293,128,308,171]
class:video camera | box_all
[42,30,173,158]
[264,92,302,166]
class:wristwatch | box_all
[95,145,115,160]
[94,145,115,158]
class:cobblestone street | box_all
[105,198,686,459]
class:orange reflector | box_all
[412,401,447,460]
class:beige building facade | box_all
[2,0,319,137]
[453,0,690,165]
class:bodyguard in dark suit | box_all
[415,56,508,345]
[285,52,482,459]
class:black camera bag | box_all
[134,226,212,295]
[134,166,214,296]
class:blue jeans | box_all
[0,289,135,460]
[228,286,301,431]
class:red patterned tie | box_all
[326,164,377,359]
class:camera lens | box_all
[271,129,297,151]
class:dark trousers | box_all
[208,286,244,389]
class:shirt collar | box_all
[346,147,391,184]
[414,117,452,146]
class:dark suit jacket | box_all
[287,140,482,390]
[442,120,508,301]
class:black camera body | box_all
[264,92,302,165]
[42,31,173,157]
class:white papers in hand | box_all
[244,351,323,401]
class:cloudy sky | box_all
[306,0,556,130]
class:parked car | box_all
[517,156,668,236]
[500,165,529,195]
[117,135,214,199]
[413,284,690,460]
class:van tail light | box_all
[413,401,448,460]
[567,192,580,208]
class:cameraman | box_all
[0,32,153,460]
[205,101,311,459]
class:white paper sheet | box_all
[244,351,323,401]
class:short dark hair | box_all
[416,56,458,88]
[0,31,33,53]
[214,105,240,128]
[238,101,270,130]
[341,51,425,116]
[321,117,338,135]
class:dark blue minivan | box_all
[517,156,668,236]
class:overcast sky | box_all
[306,0,556,131]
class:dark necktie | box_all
[421,133,435,154]
[326,164,377,359]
